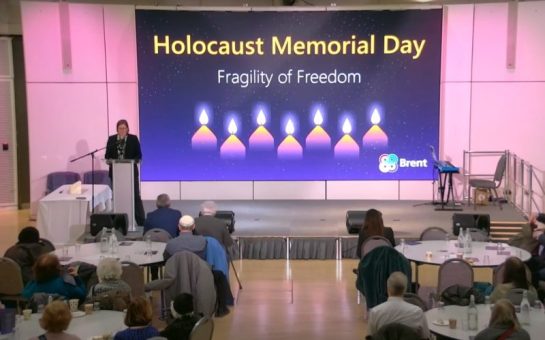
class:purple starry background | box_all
[136,9,442,181]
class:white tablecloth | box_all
[394,240,531,267]
[37,184,112,245]
[13,310,125,339]
[426,304,545,339]
[55,241,166,266]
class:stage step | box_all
[489,220,526,242]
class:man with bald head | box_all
[163,215,207,261]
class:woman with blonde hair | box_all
[30,300,80,340]
[475,299,530,340]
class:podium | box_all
[111,159,137,231]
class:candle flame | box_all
[342,118,352,134]
[199,110,209,125]
[257,110,266,126]
[285,119,295,135]
[314,109,323,126]
[371,108,381,125]
[228,119,237,135]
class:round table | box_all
[13,310,126,339]
[426,304,545,339]
[54,241,166,266]
[395,240,531,267]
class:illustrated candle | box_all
[334,118,360,158]
[249,110,274,150]
[362,108,388,147]
[220,119,246,159]
[277,119,303,160]
[191,109,217,150]
[305,109,331,150]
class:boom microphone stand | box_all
[70,146,107,213]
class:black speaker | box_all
[346,210,366,234]
[198,210,236,234]
[452,213,490,236]
[90,213,128,236]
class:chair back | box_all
[437,259,474,296]
[493,261,532,285]
[0,257,24,296]
[46,171,81,193]
[420,227,448,241]
[372,322,420,340]
[121,261,145,297]
[190,316,214,340]
[506,288,538,305]
[494,154,507,184]
[403,292,428,311]
[361,235,391,258]
[468,228,489,242]
[83,170,111,187]
[144,228,172,243]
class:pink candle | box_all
[362,108,388,147]
[220,119,246,159]
[277,119,303,160]
[191,110,217,150]
[249,110,274,150]
[305,109,331,150]
[334,119,360,158]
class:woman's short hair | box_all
[18,226,40,244]
[116,119,129,129]
[489,299,520,330]
[33,254,61,283]
[39,300,72,332]
[97,258,123,282]
[362,208,385,236]
[124,297,153,327]
[503,257,529,289]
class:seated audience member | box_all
[143,194,182,238]
[30,300,81,340]
[4,226,55,284]
[490,257,537,303]
[356,209,396,258]
[367,272,429,339]
[87,258,131,308]
[475,299,530,340]
[194,201,233,249]
[22,254,86,301]
[163,215,207,261]
[114,297,159,340]
[160,293,202,340]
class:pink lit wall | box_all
[21,1,545,208]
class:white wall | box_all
[21,1,545,207]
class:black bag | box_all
[440,284,484,306]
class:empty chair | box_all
[143,228,172,243]
[190,316,214,340]
[0,257,25,312]
[437,259,474,296]
[419,227,448,241]
[361,236,392,258]
[46,171,81,194]
[83,170,111,187]
[121,261,145,297]
[468,154,507,209]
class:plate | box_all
[72,311,86,318]
[432,319,449,326]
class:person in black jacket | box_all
[105,119,145,226]
[356,208,396,258]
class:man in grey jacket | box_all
[194,201,233,249]
[164,216,207,261]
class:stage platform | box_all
[142,199,525,260]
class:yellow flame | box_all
[228,119,237,135]
[199,110,209,125]
[314,109,324,126]
[285,119,295,135]
[342,118,352,134]
[371,108,381,125]
[257,110,266,126]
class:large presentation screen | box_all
[136,9,442,181]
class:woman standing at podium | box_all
[105,119,145,226]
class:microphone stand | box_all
[70,146,107,214]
